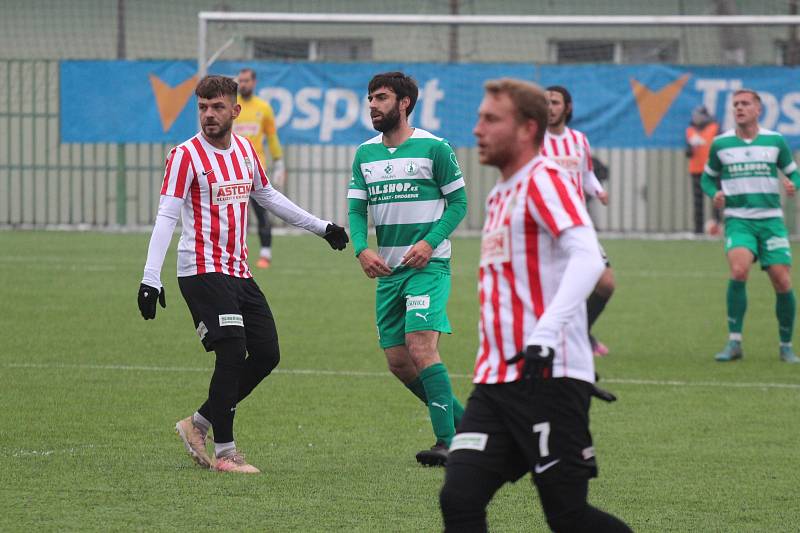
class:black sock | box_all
[587,291,610,331]
[207,337,247,444]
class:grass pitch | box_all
[1,231,799,532]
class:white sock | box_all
[215,441,236,458]
[192,412,211,435]
[260,247,272,260]
[729,333,742,342]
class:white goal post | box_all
[198,12,800,76]
[194,10,800,235]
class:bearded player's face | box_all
[546,91,568,127]
[198,95,240,139]
[238,71,255,98]
[368,87,402,133]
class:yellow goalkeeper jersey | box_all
[233,95,283,165]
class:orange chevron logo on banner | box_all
[630,73,690,137]
[149,73,198,132]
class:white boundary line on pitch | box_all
[7,444,104,458]
[5,362,800,390]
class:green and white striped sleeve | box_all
[701,140,722,198]
[423,141,467,249]
[347,150,369,256]
[777,136,800,187]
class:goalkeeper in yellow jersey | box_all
[234,67,286,268]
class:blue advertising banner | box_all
[60,60,800,148]
[61,60,199,143]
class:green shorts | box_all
[375,269,452,349]
[724,217,792,268]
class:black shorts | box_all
[448,378,598,486]
[178,273,277,352]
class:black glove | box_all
[138,283,166,320]
[591,372,617,403]
[507,344,554,393]
[323,223,349,251]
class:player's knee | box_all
[538,480,590,533]
[596,269,615,296]
[769,268,793,292]
[387,360,415,382]
[439,480,488,532]
[545,504,587,533]
[730,269,749,281]
[247,341,280,378]
[406,334,440,367]
[213,337,247,370]
[774,279,792,293]
[729,261,751,281]
[440,463,499,532]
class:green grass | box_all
[1,231,800,532]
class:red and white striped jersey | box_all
[160,132,269,278]
[541,127,600,202]
[473,155,595,385]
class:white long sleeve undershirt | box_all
[525,225,605,349]
[141,189,330,288]
[582,170,605,198]
[249,186,329,237]
[141,195,183,290]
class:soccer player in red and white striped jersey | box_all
[439,79,631,533]
[137,75,348,474]
[472,153,596,385]
[544,85,616,358]
[541,88,606,205]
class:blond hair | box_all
[484,78,548,145]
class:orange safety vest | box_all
[686,122,719,175]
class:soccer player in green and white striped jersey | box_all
[701,89,800,363]
[348,72,468,465]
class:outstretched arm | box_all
[250,186,327,236]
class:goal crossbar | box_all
[197,11,800,76]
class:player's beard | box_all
[372,103,401,133]
[479,143,515,169]
[548,109,567,128]
[239,87,252,98]
[202,117,233,140]
[477,132,517,169]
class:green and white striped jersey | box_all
[347,128,465,269]
[704,128,798,219]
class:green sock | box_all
[419,363,456,447]
[727,280,747,336]
[405,376,464,428]
[776,291,796,343]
